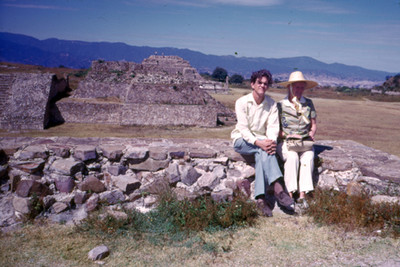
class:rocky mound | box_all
[0,137,399,232]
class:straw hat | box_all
[278,71,318,89]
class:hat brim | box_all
[277,80,318,89]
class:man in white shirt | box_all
[231,69,294,216]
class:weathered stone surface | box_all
[371,195,400,204]
[189,148,217,158]
[15,179,49,197]
[149,147,168,160]
[10,159,45,174]
[55,176,75,193]
[88,245,110,261]
[211,188,233,202]
[105,164,126,176]
[12,196,31,214]
[179,164,201,186]
[74,190,88,204]
[47,144,70,158]
[129,158,170,172]
[15,145,48,161]
[166,162,180,184]
[78,175,106,193]
[1,137,400,231]
[99,145,125,161]
[73,145,97,162]
[124,147,148,163]
[52,202,69,213]
[50,158,86,176]
[198,172,220,191]
[112,174,141,194]
[99,190,125,205]
[85,193,99,212]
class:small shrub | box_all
[307,189,400,237]
[156,191,258,232]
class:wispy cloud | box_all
[2,3,76,11]
[125,0,282,7]
[288,0,353,14]
[211,0,282,6]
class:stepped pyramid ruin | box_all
[57,55,234,127]
[0,56,235,130]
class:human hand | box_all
[255,139,277,155]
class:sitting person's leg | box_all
[298,150,315,198]
[277,142,300,198]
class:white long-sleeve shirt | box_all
[231,92,280,145]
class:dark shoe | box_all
[256,198,273,217]
[275,191,295,211]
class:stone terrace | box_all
[1,137,399,231]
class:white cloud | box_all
[2,3,76,11]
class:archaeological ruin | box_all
[0,56,234,130]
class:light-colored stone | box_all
[88,245,110,261]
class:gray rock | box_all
[50,158,86,176]
[99,144,125,161]
[12,196,31,214]
[124,147,148,163]
[198,172,220,191]
[149,147,168,160]
[15,145,48,160]
[55,176,75,193]
[129,158,169,172]
[52,202,69,213]
[15,179,50,197]
[112,174,141,194]
[211,188,233,202]
[78,175,106,193]
[166,162,180,184]
[213,165,226,180]
[99,190,125,205]
[105,164,126,176]
[88,245,110,261]
[189,148,217,158]
[85,193,99,212]
[9,159,46,174]
[74,190,88,204]
[179,164,201,186]
[73,145,97,162]
[47,144,70,158]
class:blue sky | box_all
[1,0,399,73]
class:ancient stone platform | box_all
[0,137,399,231]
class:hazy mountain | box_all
[0,32,395,87]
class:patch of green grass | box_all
[306,189,400,237]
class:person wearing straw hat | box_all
[231,69,295,217]
[276,71,318,208]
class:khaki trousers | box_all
[277,141,314,193]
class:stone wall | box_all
[0,73,69,130]
[58,56,235,127]
[0,137,399,231]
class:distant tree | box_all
[229,74,244,84]
[212,67,228,82]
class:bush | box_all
[76,191,258,239]
[306,189,400,237]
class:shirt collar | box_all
[282,96,306,105]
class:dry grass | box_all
[1,213,399,266]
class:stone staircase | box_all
[0,74,15,127]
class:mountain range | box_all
[0,32,396,88]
